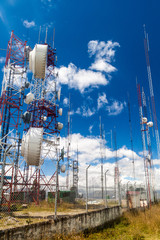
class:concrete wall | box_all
[0,206,122,240]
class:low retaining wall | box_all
[0,206,122,240]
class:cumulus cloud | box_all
[0,57,6,64]
[71,105,96,117]
[88,40,120,62]
[90,59,116,73]
[56,63,108,93]
[97,93,126,116]
[88,40,119,75]
[89,125,93,134]
[106,100,126,116]
[58,133,156,191]
[63,97,69,106]
[97,93,108,110]
[55,39,119,93]
[23,20,35,28]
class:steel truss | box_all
[137,82,151,206]
[22,43,60,205]
[0,33,60,211]
[0,31,27,210]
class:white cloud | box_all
[75,107,81,114]
[82,106,96,117]
[63,97,69,106]
[23,20,35,28]
[89,125,93,134]
[59,133,156,191]
[0,57,6,64]
[72,105,96,117]
[90,59,117,73]
[106,100,126,116]
[56,63,108,93]
[88,40,120,62]
[55,39,120,93]
[97,93,108,110]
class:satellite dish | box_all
[58,108,63,116]
[21,128,43,166]
[21,135,25,157]
[41,116,47,121]
[147,121,153,127]
[29,44,48,79]
[22,111,32,124]
[142,117,147,123]
[25,92,34,104]
[57,88,61,101]
[61,165,66,173]
[56,122,63,130]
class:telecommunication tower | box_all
[127,93,135,180]
[0,30,64,209]
[136,81,151,205]
[0,31,27,208]
[66,96,71,189]
[143,25,160,159]
[142,87,155,202]
[72,146,79,197]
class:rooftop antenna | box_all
[38,26,41,44]
[45,27,48,43]
[143,25,160,160]
[53,28,55,49]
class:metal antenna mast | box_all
[53,28,55,49]
[142,87,152,155]
[99,116,103,199]
[142,87,155,203]
[114,128,120,203]
[110,129,113,150]
[148,96,154,138]
[127,93,135,180]
[143,25,160,159]
[73,145,79,197]
[66,95,71,189]
[38,26,41,44]
[136,81,150,204]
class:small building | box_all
[126,189,147,208]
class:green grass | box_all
[50,203,160,240]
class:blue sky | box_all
[0,0,160,189]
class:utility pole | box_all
[105,170,109,207]
[99,116,104,199]
[54,147,64,220]
[86,165,90,213]
[127,93,135,180]
[114,129,120,204]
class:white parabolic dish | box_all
[21,127,43,166]
[29,44,48,79]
